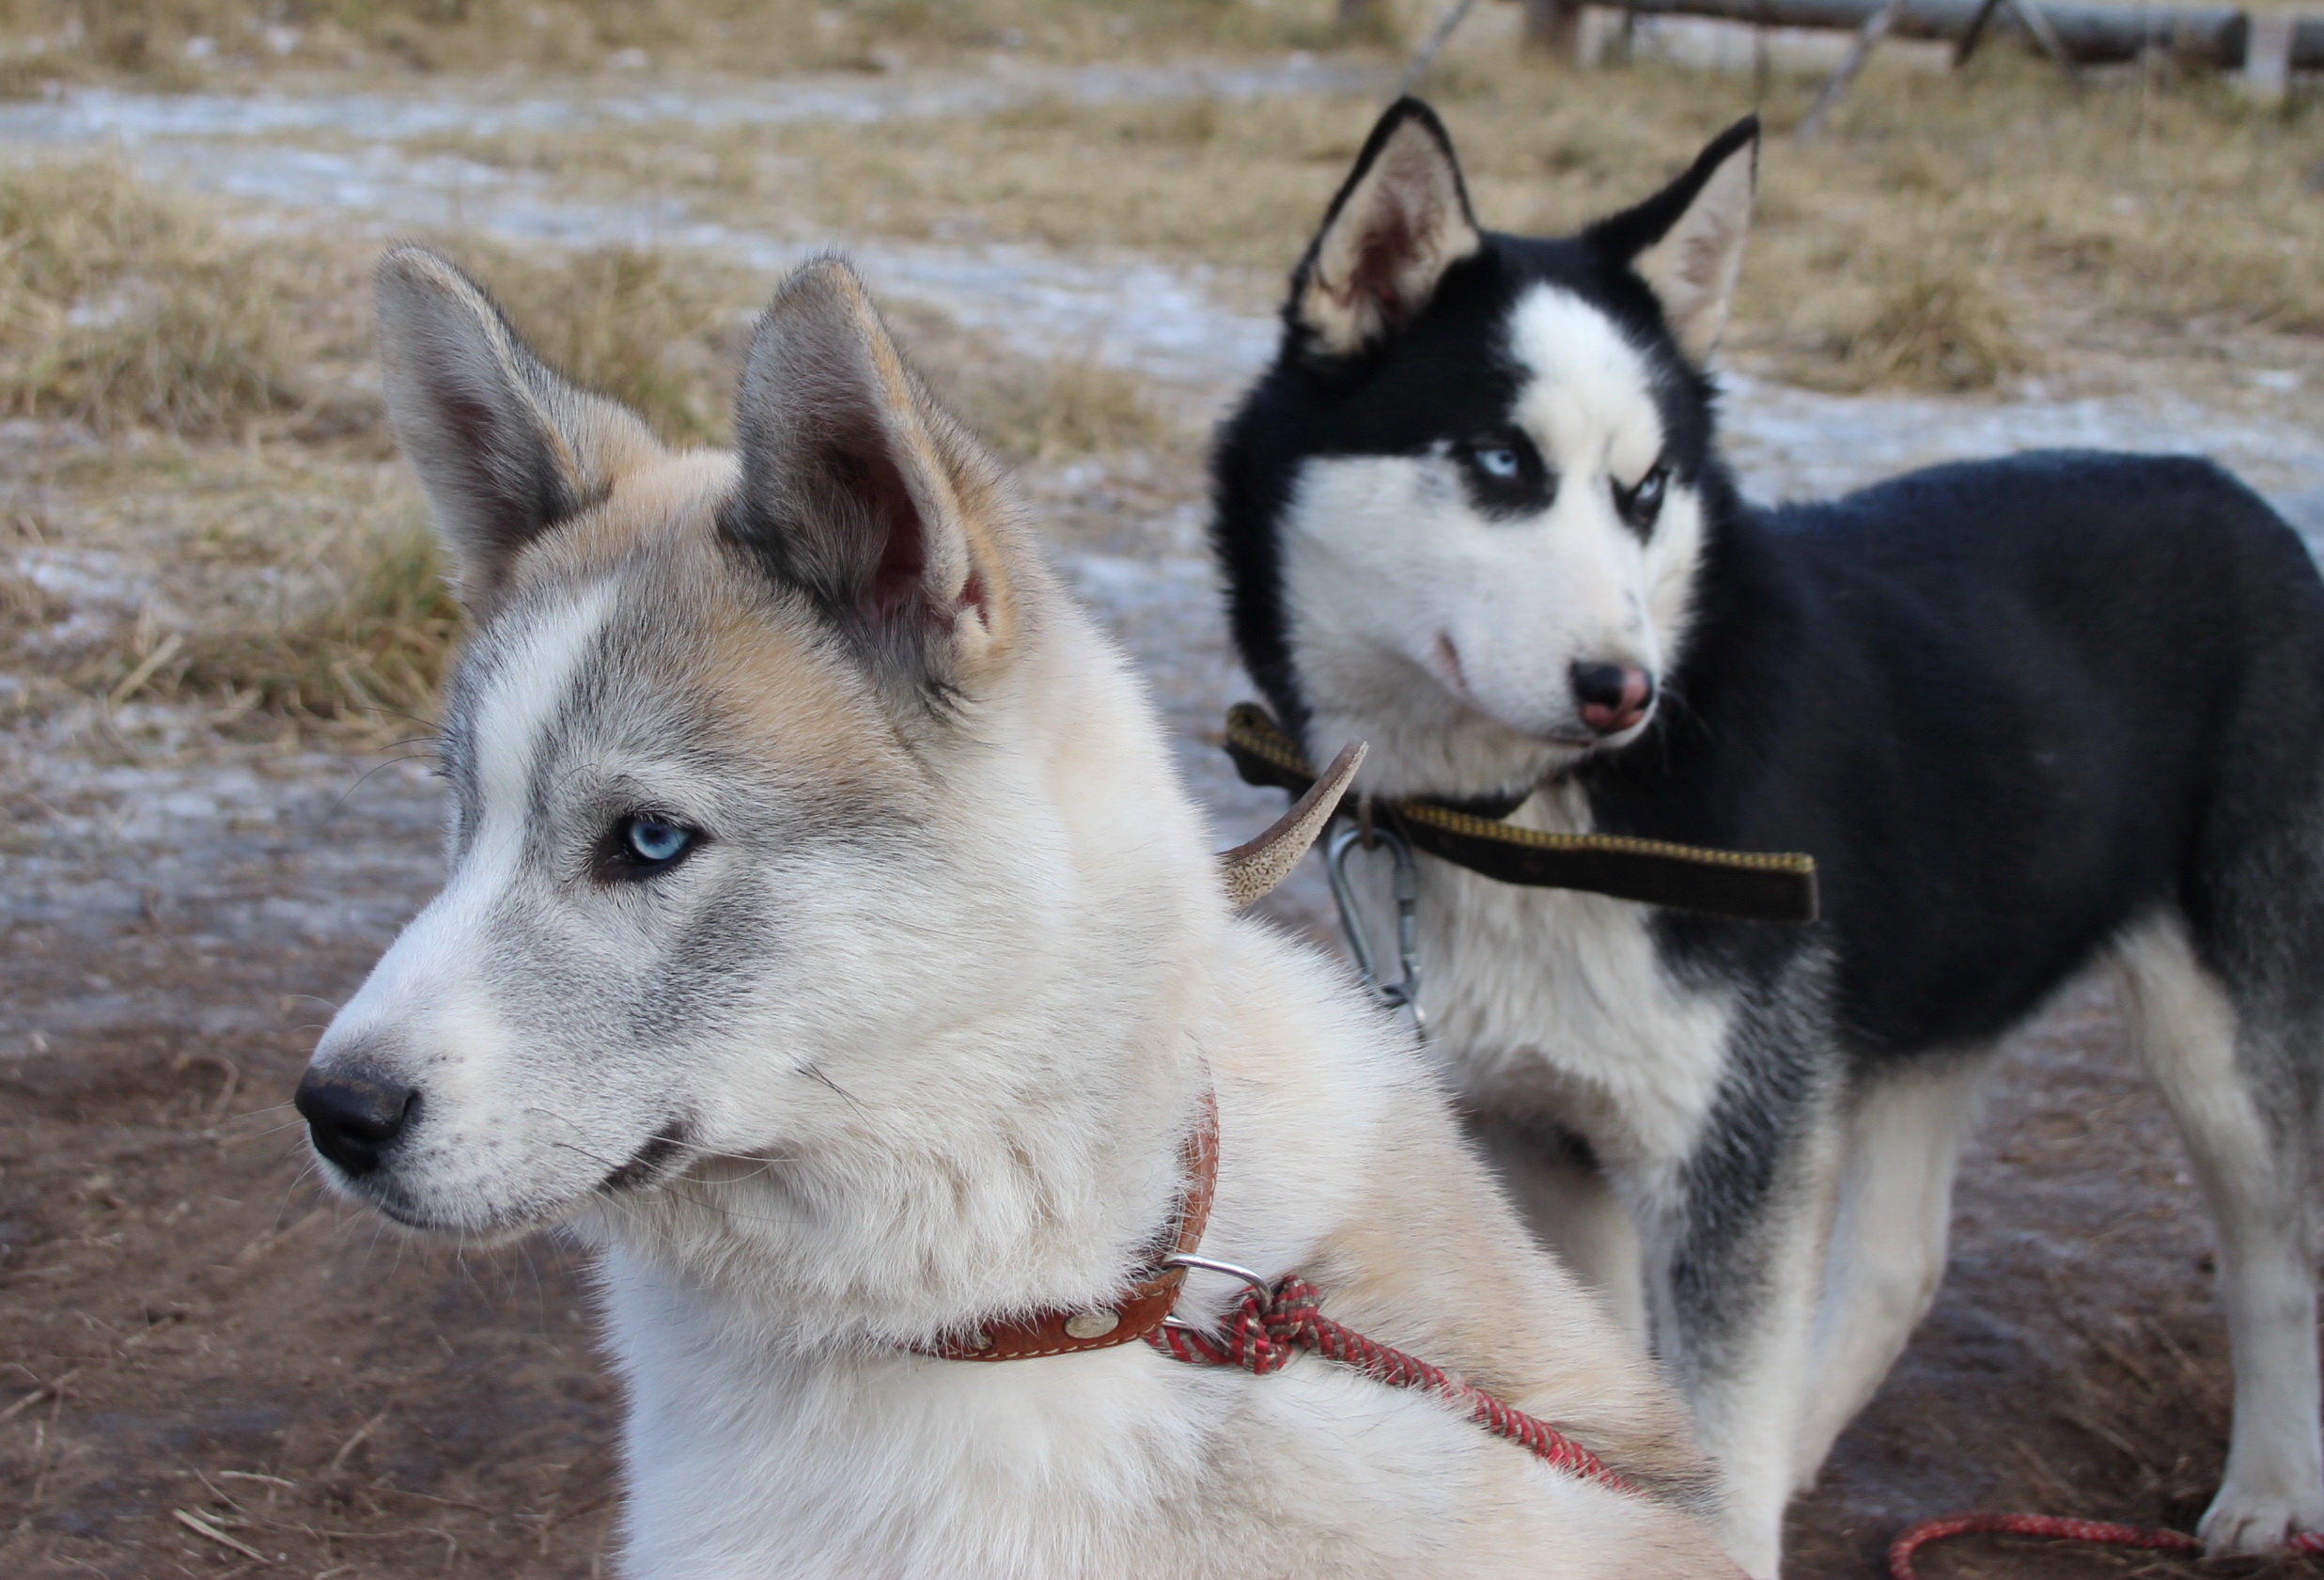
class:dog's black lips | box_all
[600,1127,692,1195]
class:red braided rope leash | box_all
[1889,1511,2324,1580]
[1143,1273,1634,1495]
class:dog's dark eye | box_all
[1615,463,1671,537]
[1456,432,1552,520]
[600,814,698,881]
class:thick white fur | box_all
[1279,277,1733,1271]
[307,253,1733,1579]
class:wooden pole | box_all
[1794,0,1910,141]
[1954,0,2008,61]
[1524,0,1589,56]
[1616,0,2292,67]
[2002,0,2084,74]
[1402,0,1488,91]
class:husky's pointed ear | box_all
[722,257,1019,701]
[375,246,660,608]
[1289,98,1481,360]
[1588,116,1759,365]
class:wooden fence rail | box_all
[1612,0,2322,68]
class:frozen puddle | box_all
[0,56,1386,146]
[116,126,1279,390]
[1721,372,2324,538]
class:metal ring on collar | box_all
[1158,1253,1277,1330]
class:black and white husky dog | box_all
[1211,98,2324,1575]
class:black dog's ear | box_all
[374,246,661,610]
[1588,117,1759,365]
[1289,98,1481,360]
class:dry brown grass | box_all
[479,242,752,447]
[0,164,747,446]
[0,160,369,437]
[442,238,1174,461]
[0,161,1182,737]
[171,513,460,726]
[6,447,456,735]
[12,30,2322,741]
[0,0,1365,87]
[881,298,1182,463]
[422,43,2324,395]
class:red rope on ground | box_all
[1144,1274,1633,1494]
[1889,1510,2324,1580]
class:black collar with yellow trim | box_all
[1222,703,1818,925]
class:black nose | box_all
[295,1072,417,1178]
[1570,662,1657,736]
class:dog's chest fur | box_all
[1408,781,1738,1181]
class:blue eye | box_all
[1476,446,1521,479]
[1617,463,1672,535]
[622,816,692,866]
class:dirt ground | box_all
[13,9,2324,1578]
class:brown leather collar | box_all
[920,1089,1219,1361]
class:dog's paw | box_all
[2198,1480,2324,1556]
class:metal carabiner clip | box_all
[1324,821,1426,1039]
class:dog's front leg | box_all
[1648,1075,1845,1580]
[1788,1056,1990,1489]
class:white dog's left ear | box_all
[1591,117,1759,365]
[724,256,1024,705]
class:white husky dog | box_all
[293,247,1733,1578]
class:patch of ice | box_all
[19,546,154,613]
[1717,371,2324,551]
[130,135,1279,388]
[0,56,1384,147]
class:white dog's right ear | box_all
[723,256,1025,710]
[1291,98,1481,360]
[374,246,659,607]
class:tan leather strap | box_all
[1223,702,1819,924]
[921,1089,1219,1361]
